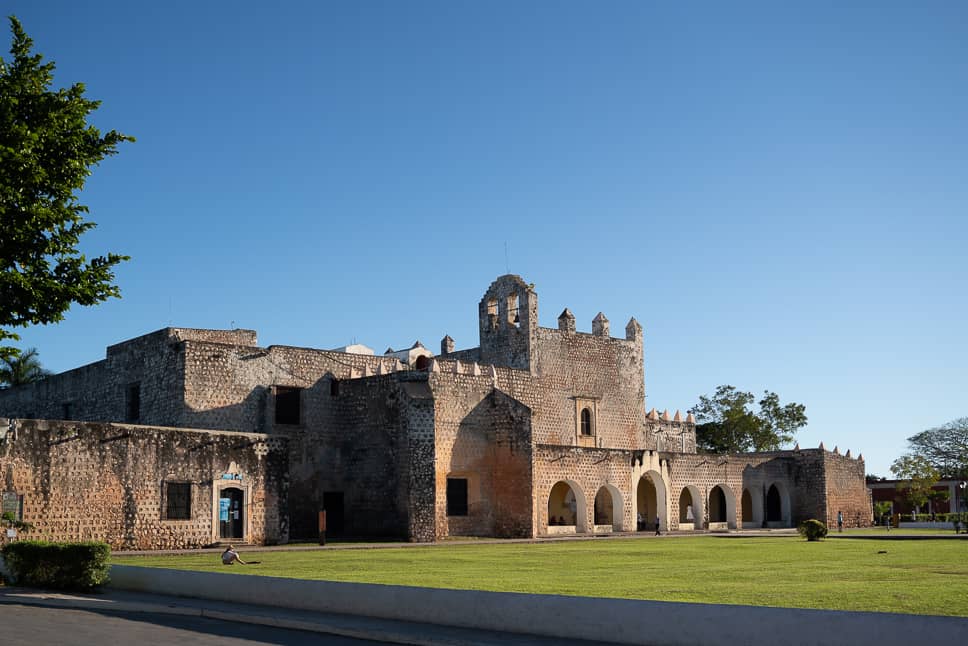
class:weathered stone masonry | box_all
[0,274,871,548]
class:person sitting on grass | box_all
[221,545,248,565]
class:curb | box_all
[0,589,581,646]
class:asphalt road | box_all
[1,604,389,645]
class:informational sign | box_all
[2,491,21,520]
[219,498,230,522]
[6,528,16,539]
[221,473,242,481]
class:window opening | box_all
[507,293,520,327]
[486,299,498,331]
[166,482,191,520]
[580,408,593,436]
[62,402,73,421]
[125,382,141,422]
[274,386,302,425]
[330,379,340,397]
[447,478,468,516]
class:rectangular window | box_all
[165,482,191,520]
[2,491,23,521]
[330,379,340,397]
[447,478,468,517]
[62,402,73,421]
[125,382,141,422]
[274,386,302,425]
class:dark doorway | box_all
[766,485,782,522]
[323,491,344,535]
[219,487,244,540]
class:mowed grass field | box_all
[112,536,968,616]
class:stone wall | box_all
[0,418,288,549]
[430,373,533,538]
[820,450,870,528]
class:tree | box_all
[0,346,50,388]
[873,501,892,526]
[904,418,968,479]
[688,385,807,453]
[0,16,132,359]
[890,454,939,514]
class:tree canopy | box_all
[688,385,807,453]
[0,16,132,359]
[902,418,968,479]
[890,454,940,512]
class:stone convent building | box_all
[0,275,870,549]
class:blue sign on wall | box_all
[219,498,230,522]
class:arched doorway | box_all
[678,486,702,529]
[765,483,790,527]
[742,489,753,524]
[594,487,613,525]
[766,484,782,522]
[709,486,727,523]
[637,471,667,532]
[548,480,587,532]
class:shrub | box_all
[1,541,110,590]
[798,519,828,541]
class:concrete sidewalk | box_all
[0,586,614,646]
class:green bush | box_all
[1,541,110,590]
[798,519,828,541]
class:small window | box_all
[165,482,191,520]
[62,402,73,421]
[330,379,340,397]
[274,386,302,425]
[581,408,593,436]
[126,383,141,422]
[486,299,498,331]
[447,478,468,516]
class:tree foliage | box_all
[0,346,50,388]
[0,16,132,359]
[688,385,807,453]
[890,454,940,512]
[903,418,968,479]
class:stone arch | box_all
[547,480,588,533]
[708,484,737,529]
[766,481,792,527]
[742,489,753,523]
[593,484,624,531]
[678,485,702,529]
[636,470,667,532]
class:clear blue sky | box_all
[6,1,966,478]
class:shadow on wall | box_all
[449,389,533,538]
[740,459,796,529]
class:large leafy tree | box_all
[890,454,940,513]
[688,385,807,453]
[0,16,132,359]
[903,418,968,479]
[0,346,50,388]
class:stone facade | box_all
[0,418,288,549]
[0,274,871,547]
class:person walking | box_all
[837,510,844,533]
[654,515,661,536]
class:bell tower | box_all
[478,275,538,372]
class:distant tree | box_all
[0,347,50,388]
[688,385,807,453]
[903,418,968,479]
[873,501,892,525]
[0,16,132,360]
[890,454,940,514]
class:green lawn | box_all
[112,536,968,617]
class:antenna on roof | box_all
[505,241,509,273]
